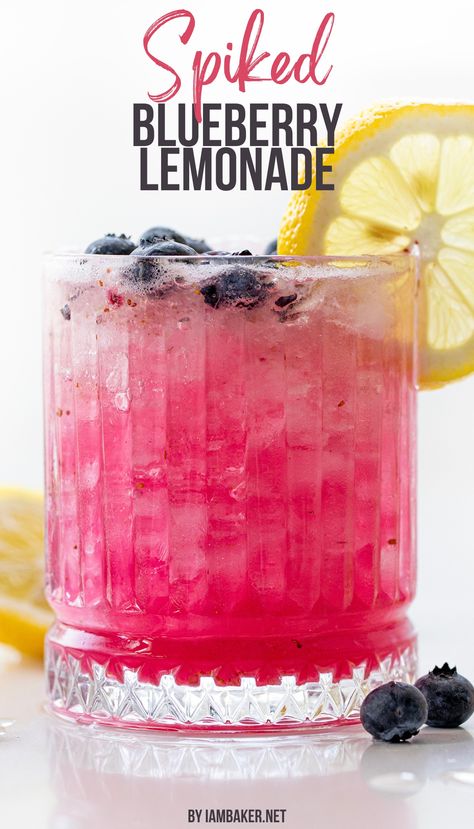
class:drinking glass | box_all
[44,252,417,730]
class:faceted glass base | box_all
[46,639,417,732]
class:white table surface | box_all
[1,606,473,829]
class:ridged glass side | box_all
[46,637,417,730]
[44,254,417,715]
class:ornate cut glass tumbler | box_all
[44,252,417,731]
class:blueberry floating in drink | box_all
[135,241,197,257]
[85,233,136,255]
[130,239,197,286]
[138,226,210,253]
[200,267,266,308]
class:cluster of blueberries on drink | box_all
[82,229,294,310]
[360,664,474,742]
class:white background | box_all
[1,0,474,631]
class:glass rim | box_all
[43,250,415,268]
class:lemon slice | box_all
[0,488,52,658]
[278,103,474,388]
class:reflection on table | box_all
[45,716,474,829]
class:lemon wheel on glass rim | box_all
[0,488,52,658]
[278,103,474,389]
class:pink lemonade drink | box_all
[44,252,417,730]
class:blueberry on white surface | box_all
[415,664,474,728]
[360,681,428,742]
[85,234,136,255]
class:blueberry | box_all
[138,226,210,252]
[202,250,253,258]
[85,234,135,255]
[360,681,428,742]
[129,240,197,286]
[264,238,278,255]
[60,304,71,321]
[183,236,211,253]
[139,226,187,247]
[275,293,297,308]
[200,267,265,309]
[415,664,474,728]
[133,241,197,257]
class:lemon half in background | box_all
[278,103,474,389]
[0,488,52,658]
